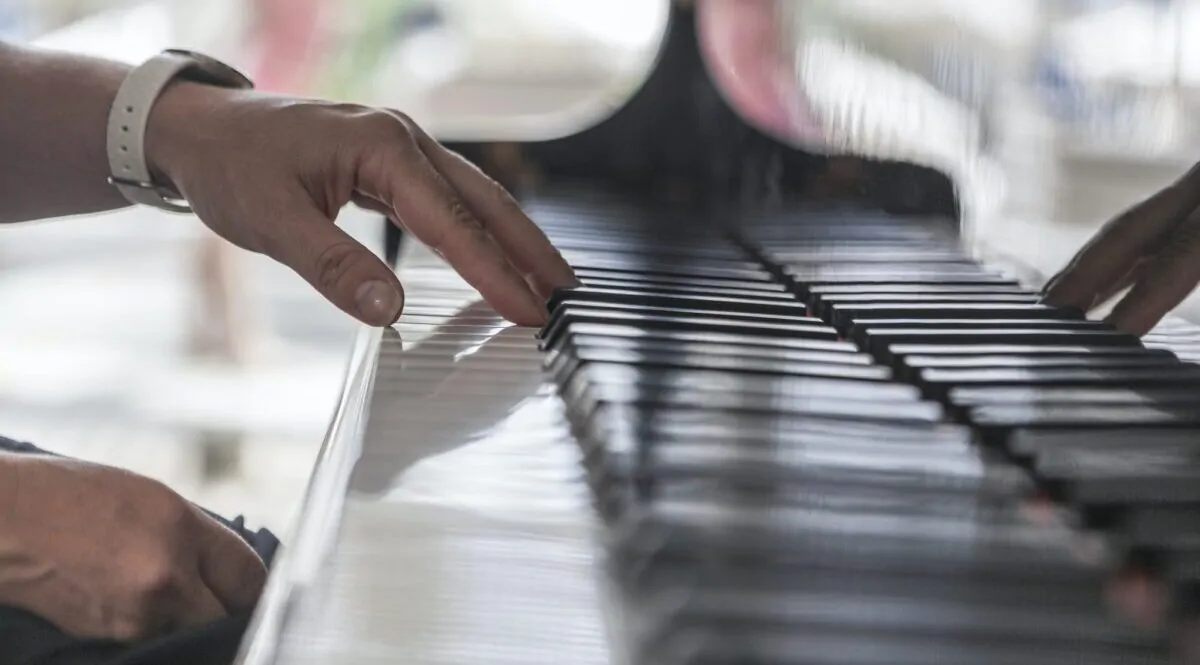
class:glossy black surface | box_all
[528,197,1192,664]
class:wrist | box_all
[143,81,234,195]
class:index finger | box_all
[1043,162,1200,310]
[397,115,579,298]
[354,122,548,326]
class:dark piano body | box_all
[246,3,1200,665]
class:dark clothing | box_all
[0,436,279,665]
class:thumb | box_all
[262,200,405,327]
[195,514,268,615]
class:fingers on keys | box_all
[355,112,577,326]
[1042,163,1200,334]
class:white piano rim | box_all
[235,323,383,665]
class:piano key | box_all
[793,276,1023,300]
[549,347,894,385]
[550,334,877,367]
[846,318,1115,347]
[1033,438,1200,507]
[578,275,791,295]
[546,286,809,316]
[826,302,1076,324]
[637,620,1164,665]
[544,300,822,330]
[810,293,1042,318]
[568,381,944,428]
[538,309,838,351]
[600,438,1024,504]
[1108,504,1200,552]
[612,499,1100,584]
[921,366,1200,399]
[641,586,1160,654]
[948,386,1200,411]
[783,262,1001,278]
[889,344,1174,360]
[549,321,859,354]
[566,362,924,401]
[868,329,1142,360]
[564,260,774,282]
[807,283,1036,295]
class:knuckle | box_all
[361,110,413,144]
[313,241,370,290]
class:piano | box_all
[237,2,1200,664]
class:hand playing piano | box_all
[146,83,579,329]
[1041,165,1200,336]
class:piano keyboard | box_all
[239,190,1200,665]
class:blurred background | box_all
[2,0,1200,539]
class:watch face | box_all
[164,49,254,90]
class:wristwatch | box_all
[106,49,254,213]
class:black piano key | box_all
[846,319,1114,347]
[782,261,1000,277]
[1032,438,1200,507]
[569,279,797,301]
[626,558,1105,612]
[767,248,973,263]
[568,380,944,428]
[869,329,1142,361]
[592,406,973,452]
[578,275,791,295]
[550,322,860,354]
[641,586,1160,655]
[810,293,1041,318]
[948,386,1200,410]
[794,277,1023,301]
[612,499,1101,584]
[565,261,773,282]
[571,267,776,286]
[543,300,820,332]
[828,302,1076,324]
[602,438,1022,506]
[1117,506,1200,553]
[567,362,923,401]
[922,366,1200,400]
[549,346,894,384]
[637,620,1164,665]
[808,283,1035,295]
[889,344,1173,360]
[546,286,808,316]
[551,334,876,368]
[538,310,837,351]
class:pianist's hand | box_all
[1042,164,1200,335]
[0,454,266,640]
[145,83,579,328]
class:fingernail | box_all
[355,280,403,326]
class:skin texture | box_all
[0,42,578,329]
[0,37,578,640]
[0,0,1190,645]
[1041,162,1200,335]
[0,453,266,640]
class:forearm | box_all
[0,41,132,223]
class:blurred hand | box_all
[0,454,266,640]
[145,83,579,328]
[1042,164,1200,336]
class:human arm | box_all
[0,41,133,222]
[0,452,266,640]
[0,41,578,327]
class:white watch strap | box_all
[106,52,198,213]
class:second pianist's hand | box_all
[1042,162,1200,336]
